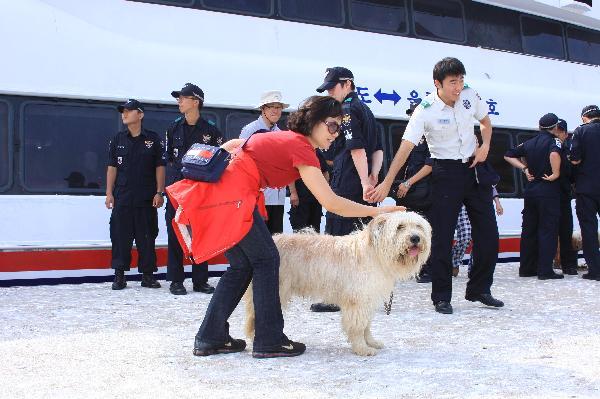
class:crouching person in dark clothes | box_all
[106,99,165,290]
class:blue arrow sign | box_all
[374,89,401,105]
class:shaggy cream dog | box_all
[244,211,431,356]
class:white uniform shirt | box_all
[403,87,488,161]
[240,116,286,206]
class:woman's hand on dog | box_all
[375,205,406,215]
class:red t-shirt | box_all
[243,131,320,188]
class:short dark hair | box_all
[581,105,600,119]
[197,99,204,112]
[433,57,466,84]
[287,96,342,136]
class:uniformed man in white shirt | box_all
[368,57,503,314]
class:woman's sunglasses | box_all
[323,121,341,134]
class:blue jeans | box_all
[196,208,287,351]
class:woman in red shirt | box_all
[167,96,403,359]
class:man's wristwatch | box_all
[156,191,165,197]
[402,180,411,189]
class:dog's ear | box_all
[368,214,387,244]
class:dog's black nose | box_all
[410,235,420,245]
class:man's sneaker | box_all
[141,273,161,288]
[252,340,306,359]
[310,303,340,312]
[465,293,504,307]
[111,271,127,290]
[434,301,453,314]
[193,282,215,294]
[193,336,246,356]
[416,272,432,283]
[169,282,187,295]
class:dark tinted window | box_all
[350,0,408,35]
[412,0,465,43]
[201,0,272,16]
[465,3,521,52]
[0,102,10,190]
[279,0,344,26]
[567,26,600,65]
[488,132,516,195]
[21,103,118,193]
[225,112,258,140]
[521,16,565,59]
[140,108,219,138]
[129,0,194,5]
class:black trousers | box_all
[429,160,499,304]
[165,199,208,284]
[519,196,560,277]
[110,205,158,273]
[325,194,372,236]
[289,200,322,232]
[575,193,600,276]
[265,205,284,235]
[558,193,578,269]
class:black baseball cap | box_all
[557,118,568,131]
[581,105,600,117]
[171,83,204,101]
[316,67,354,93]
[539,113,559,130]
[117,99,144,113]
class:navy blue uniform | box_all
[108,128,165,272]
[325,91,381,235]
[393,137,432,212]
[505,131,561,277]
[165,116,224,283]
[569,119,600,277]
[557,138,578,270]
[289,150,328,232]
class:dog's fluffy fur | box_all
[244,211,431,356]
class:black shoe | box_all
[434,301,453,314]
[416,273,432,283]
[141,273,161,288]
[252,340,306,359]
[538,272,564,280]
[582,273,600,281]
[169,282,187,295]
[465,293,504,307]
[519,271,537,277]
[193,336,246,356]
[111,271,127,290]
[310,303,340,312]
[562,267,578,275]
[193,282,215,294]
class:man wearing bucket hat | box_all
[165,83,224,295]
[240,90,290,234]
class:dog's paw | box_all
[366,339,384,349]
[352,344,378,356]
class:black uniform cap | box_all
[557,118,568,132]
[581,105,600,117]
[171,83,204,101]
[316,67,354,93]
[539,113,559,130]
[117,99,144,113]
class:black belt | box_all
[433,157,475,165]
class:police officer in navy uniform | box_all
[106,99,165,290]
[504,113,564,280]
[165,83,224,295]
[568,105,600,281]
[312,66,383,313]
[369,58,503,314]
[556,118,578,275]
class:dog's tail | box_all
[243,283,256,339]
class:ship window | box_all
[521,15,565,59]
[201,0,273,16]
[465,3,521,52]
[279,0,344,27]
[225,112,258,140]
[140,108,219,138]
[349,0,408,35]
[21,102,119,193]
[412,0,465,43]
[0,101,10,191]
[488,131,516,195]
[567,26,600,65]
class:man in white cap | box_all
[240,90,290,234]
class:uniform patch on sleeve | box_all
[208,120,216,126]
[555,138,562,148]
